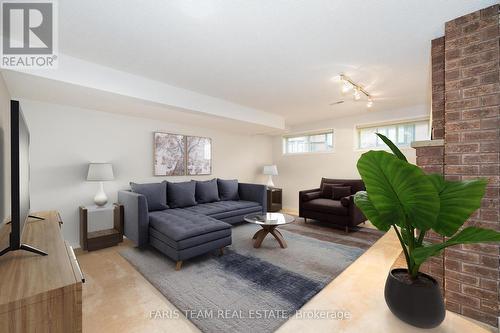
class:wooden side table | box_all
[80,203,124,251]
[267,187,282,212]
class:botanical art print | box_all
[154,132,212,176]
[154,133,185,176]
[187,136,212,175]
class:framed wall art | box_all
[187,136,212,175]
[154,132,186,176]
[154,132,212,176]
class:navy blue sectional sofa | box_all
[118,179,266,270]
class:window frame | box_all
[282,129,335,155]
[355,118,430,151]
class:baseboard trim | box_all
[281,208,299,216]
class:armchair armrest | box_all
[118,190,149,248]
[299,188,321,201]
[341,192,367,226]
[238,183,267,213]
[299,188,320,217]
[302,191,321,202]
[340,194,355,207]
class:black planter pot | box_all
[384,268,445,329]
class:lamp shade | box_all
[87,163,114,181]
[263,165,278,176]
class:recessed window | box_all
[357,120,429,149]
[283,130,334,154]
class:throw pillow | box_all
[195,179,220,203]
[167,181,197,208]
[130,181,168,211]
[217,179,240,201]
[320,183,342,199]
[332,186,352,200]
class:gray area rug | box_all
[120,222,380,333]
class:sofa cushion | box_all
[167,181,197,208]
[320,183,342,199]
[195,179,220,203]
[130,181,168,211]
[181,200,259,216]
[149,210,230,241]
[332,186,352,200]
[210,205,262,220]
[217,179,240,201]
[150,227,231,251]
[302,198,349,216]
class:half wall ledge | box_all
[411,139,444,148]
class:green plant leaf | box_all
[413,227,500,265]
[427,175,487,237]
[354,191,391,231]
[376,133,407,162]
[427,173,445,192]
[356,150,439,231]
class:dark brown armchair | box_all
[299,178,366,232]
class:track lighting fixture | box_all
[339,74,373,108]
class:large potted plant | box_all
[354,134,500,329]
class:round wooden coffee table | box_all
[244,212,295,248]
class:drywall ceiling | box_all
[6,0,499,128]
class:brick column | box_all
[431,37,445,140]
[412,141,445,290]
[443,4,499,327]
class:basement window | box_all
[283,130,334,154]
[357,120,429,149]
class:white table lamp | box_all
[87,163,114,206]
[263,165,278,187]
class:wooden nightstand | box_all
[79,203,124,251]
[267,187,282,212]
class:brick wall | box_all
[415,4,499,327]
[443,4,499,327]
[431,37,445,140]
[414,143,445,290]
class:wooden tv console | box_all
[0,211,84,333]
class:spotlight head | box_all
[342,81,353,93]
[353,88,361,100]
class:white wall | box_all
[0,74,11,223]
[271,105,430,212]
[20,100,273,247]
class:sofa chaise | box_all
[299,178,366,232]
[118,179,266,270]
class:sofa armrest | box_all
[302,191,321,202]
[299,188,320,217]
[342,192,367,226]
[340,194,355,207]
[299,188,321,201]
[238,183,267,213]
[118,190,149,248]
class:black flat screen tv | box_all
[0,100,46,257]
